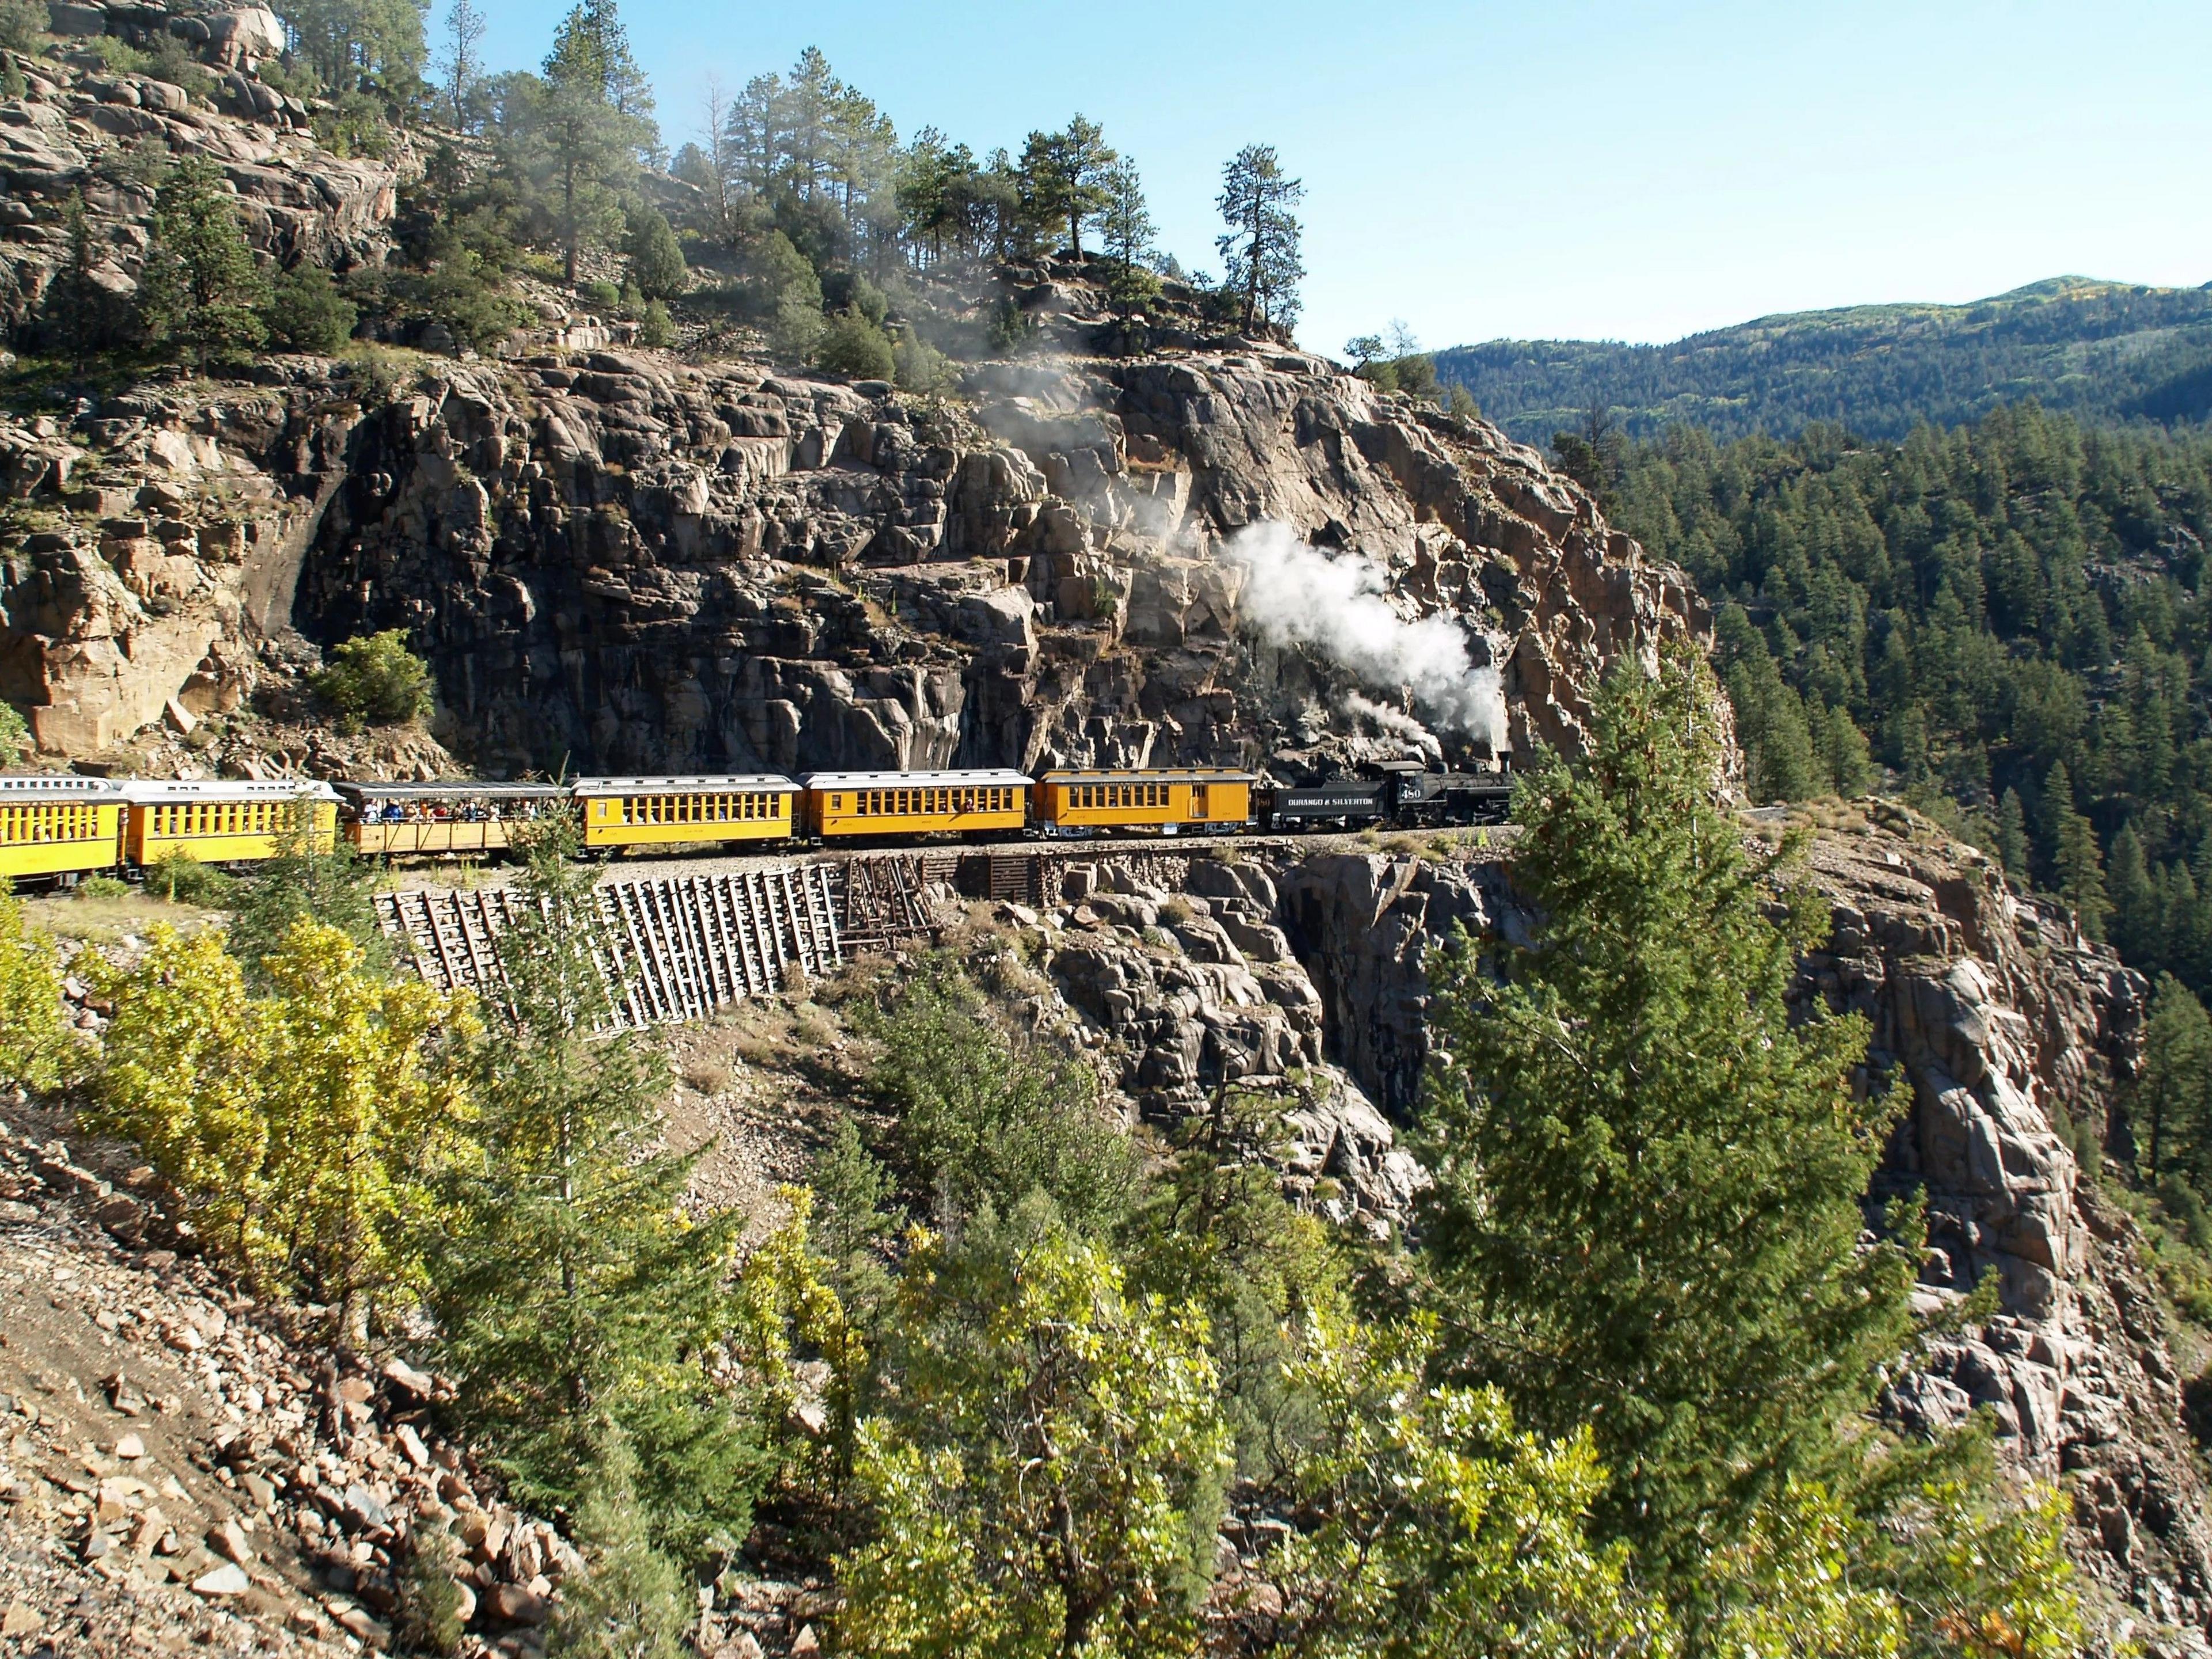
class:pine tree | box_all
[138,158,270,369]
[429,809,763,1556]
[1097,157,1160,316]
[280,0,430,89]
[43,192,123,367]
[546,1427,691,1659]
[437,0,485,130]
[2138,975,2212,1186]
[1418,647,1918,1597]
[623,203,685,302]
[1215,143,1305,333]
[2044,763,2111,941]
[1016,115,1116,259]
[1996,787,2030,884]
[514,3,656,283]
[226,797,389,991]
[2109,823,2158,964]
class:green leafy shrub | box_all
[861,955,1134,1237]
[395,1521,467,1657]
[817,310,896,382]
[147,849,237,906]
[767,291,823,362]
[583,279,621,313]
[743,229,819,317]
[78,874,131,899]
[312,629,434,727]
[0,700,30,765]
[0,0,46,53]
[820,269,887,327]
[0,887,74,1093]
[623,204,685,303]
[367,230,532,355]
[264,264,358,354]
[637,300,672,349]
[893,332,949,394]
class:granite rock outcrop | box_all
[5,301,1710,779]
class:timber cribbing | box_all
[377,865,853,1028]
[378,832,1507,1027]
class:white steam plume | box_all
[1343,692,1442,758]
[1222,521,1505,751]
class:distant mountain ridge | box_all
[1436,276,2212,445]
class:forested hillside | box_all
[1439,278,2212,445]
[1597,404,2212,994]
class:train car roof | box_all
[336,781,572,801]
[801,770,1032,789]
[1038,768,1258,784]
[572,775,798,796]
[117,779,342,802]
[0,773,121,798]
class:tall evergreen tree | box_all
[226,797,390,990]
[43,193,124,366]
[1997,787,2031,883]
[544,1426,692,1659]
[2138,974,2212,1187]
[429,809,762,1555]
[2044,763,2111,941]
[1017,115,1116,259]
[1418,648,1919,1601]
[277,0,430,89]
[1215,143,1305,332]
[512,1,656,282]
[137,158,270,369]
[1098,156,1160,315]
[436,0,484,128]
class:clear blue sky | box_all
[468,0,2212,357]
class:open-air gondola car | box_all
[339,781,572,859]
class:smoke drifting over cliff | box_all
[1223,522,1506,751]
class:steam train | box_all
[0,760,1513,887]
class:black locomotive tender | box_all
[1264,760,1514,831]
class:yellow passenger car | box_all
[1035,769,1256,835]
[800,770,1031,839]
[121,780,342,866]
[340,782,571,859]
[0,774,124,883]
[574,776,798,851]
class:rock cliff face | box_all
[0,14,398,340]
[3,243,1709,777]
[1792,813,2210,1649]
[283,335,1706,780]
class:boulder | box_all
[47,1,108,36]
[206,6,285,60]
